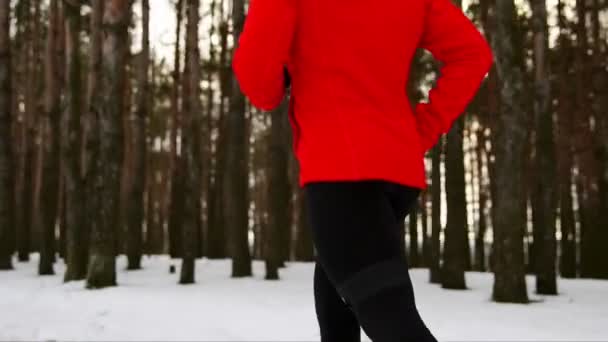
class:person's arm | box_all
[414,0,494,153]
[232,0,296,111]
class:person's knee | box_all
[335,256,414,305]
[333,257,437,342]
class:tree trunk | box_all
[38,0,61,275]
[87,0,132,289]
[429,141,442,284]
[293,154,314,262]
[590,0,608,279]
[63,0,87,282]
[443,117,468,289]
[574,0,607,280]
[180,0,203,284]
[0,0,14,270]
[224,0,252,278]
[491,0,529,303]
[168,0,184,259]
[475,126,488,272]
[207,2,229,260]
[266,98,290,279]
[530,0,558,294]
[16,0,34,263]
[441,0,469,290]
[125,0,150,271]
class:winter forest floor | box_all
[0,255,607,342]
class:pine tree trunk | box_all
[574,0,603,280]
[63,0,87,282]
[530,0,558,294]
[441,0,469,289]
[293,157,314,261]
[207,4,230,260]
[429,142,442,284]
[475,127,487,272]
[16,0,34,263]
[180,0,203,284]
[126,0,150,271]
[491,0,529,303]
[225,0,252,278]
[87,0,132,289]
[266,98,290,279]
[168,0,184,259]
[38,0,61,276]
[443,117,468,289]
[0,0,14,270]
[590,0,608,279]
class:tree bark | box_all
[441,0,469,290]
[491,0,529,303]
[574,0,604,279]
[266,98,290,279]
[224,0,252,277]
[16,0,34,263]
[207,1,230,260]
[87,0,132,288]
[179,0,203,284]
[125,0,150,271]
[168,0,184,259]
[63,0,87,282]
[0,0,14,270]
[530,0,558,294]
[429,141,442,284]
[38,0,61,275]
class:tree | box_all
[0,0,14,270]
[179,0,203,284]
[529,0,558,294]
[574,0,607,280]
[224,0,252,277]
[16,0,36,263]
[87,0,132,289]
[168,0,184,259]
[125,0,150,271]
[554,0,576,279]
[63,0,87,282]
[83,0,103,276]
[491,0,529,303]
[429,142,442,284]
[266,98,290,279]
[38,0,62,275]
[441,0,469,291]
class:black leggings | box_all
[305,180,437,342]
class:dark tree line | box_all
[0,0,606,304]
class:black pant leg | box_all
[313,261,361,342]
[305,180,437,342]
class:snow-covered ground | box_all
[1,255,607,341]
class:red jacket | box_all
[233,0,493,190]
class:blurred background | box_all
[0,0,607,341]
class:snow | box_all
[1,255,607,341]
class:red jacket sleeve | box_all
[414,0,494,153]
[232,0,296,111]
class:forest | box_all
[0,0,607,308]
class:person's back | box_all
[233,1,493,341]
[233,0,493,190]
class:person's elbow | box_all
[232,51,284,112]
[248,89,284,112]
